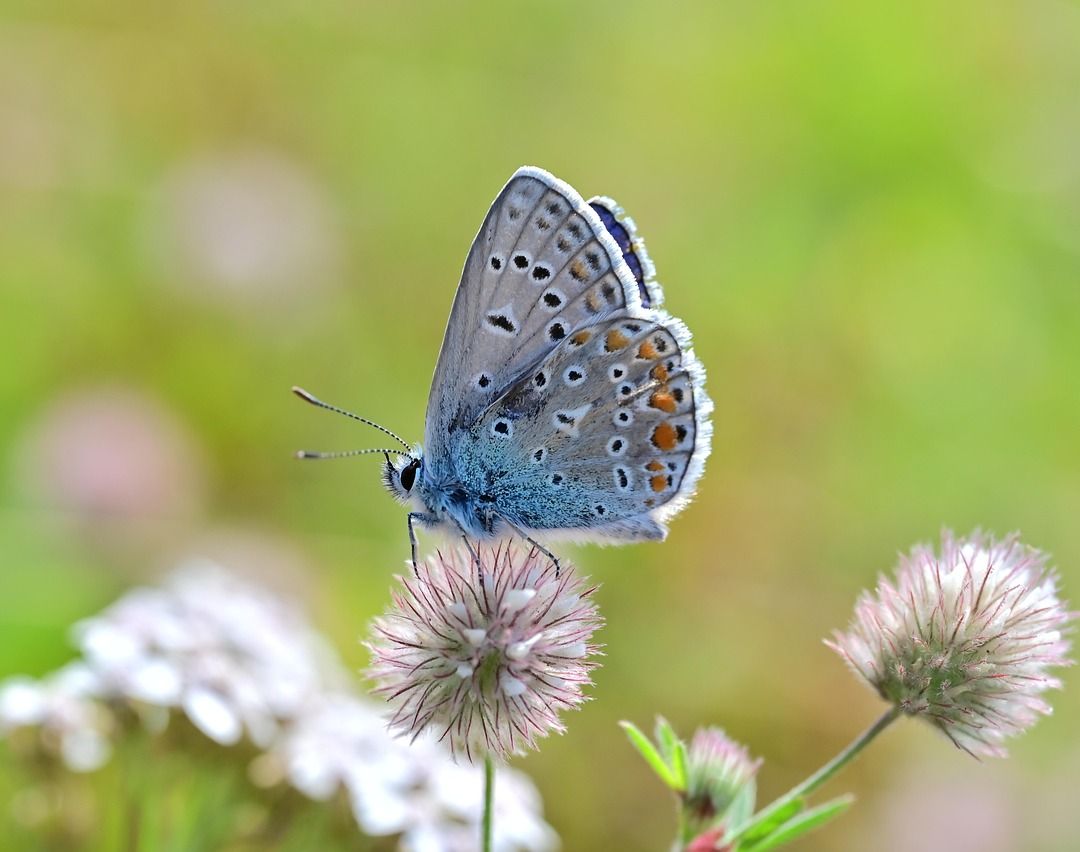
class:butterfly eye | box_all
[399,460,420,492]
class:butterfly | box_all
[295,167,712,569]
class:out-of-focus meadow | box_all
[3,1,1080,849]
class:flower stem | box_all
[483,754,495,852]
[748,706,900,831]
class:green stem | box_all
[676,792,691,846]
[482,755,495,852]
[749,706,900,831]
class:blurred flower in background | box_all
[0,664,111,773]
[0,560,557,851]
[17,387,206,547]
[144,150,343,311]
[272,693,558,851]
[73,560,345,747]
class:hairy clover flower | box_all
[827,530,1074,758]
[685,726,760,836]
[367,544,602,762]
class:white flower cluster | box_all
[272,693,557,852]
[0,560,557,851]
[0,664,111,772]
[74,561,345,747]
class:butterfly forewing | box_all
[425,168,645,456]
[470,312,711,540]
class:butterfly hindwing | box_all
[425,168,645,456]
[466,312,711,541]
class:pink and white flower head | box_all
[827,530,1074,758]
[685,726,760,834]
[367,544,602,763]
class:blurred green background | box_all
[2,1,1080,849]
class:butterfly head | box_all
[383,452,424,504]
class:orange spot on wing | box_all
[649,391,677,413]
[650,364,669,382]
[645,460,665,472]
[570,330,592,345]
[585,290,603,312]
[651,422,678,451]
[637,339,659,360]
[650,475,668,493]
[570,259,587,281]
[605,329,630,351]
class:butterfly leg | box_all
[406,511,438,576]
[462,536,485,585]
[445,519,485,585]
[505,523,561,577]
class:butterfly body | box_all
[379,166,712,557]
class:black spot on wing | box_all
[486,313,516,333]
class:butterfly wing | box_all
[424,168,646,458]
[467,311,712,541]
[587,195,665,309]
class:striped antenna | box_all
[295,447,414,461]
[291,386,412,452]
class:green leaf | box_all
[620,720,679,790]
[654,716,680,763]
[740,795,854,851]
[671,736,689,791]
[651,716,688,791]
[729,797,805,846]
[725,778,757,832]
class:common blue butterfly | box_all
[295,167,712,568]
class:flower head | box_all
[74,560,345,746]
[827,530,1074,758]
[0,664,112,772]
[274,693,558,851]
[684,727,760,836]
[367,544,602,762]
[19,387,204,535]
[1,561,561,849]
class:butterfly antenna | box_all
[291,386,413,452]
[295,447,414,461]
